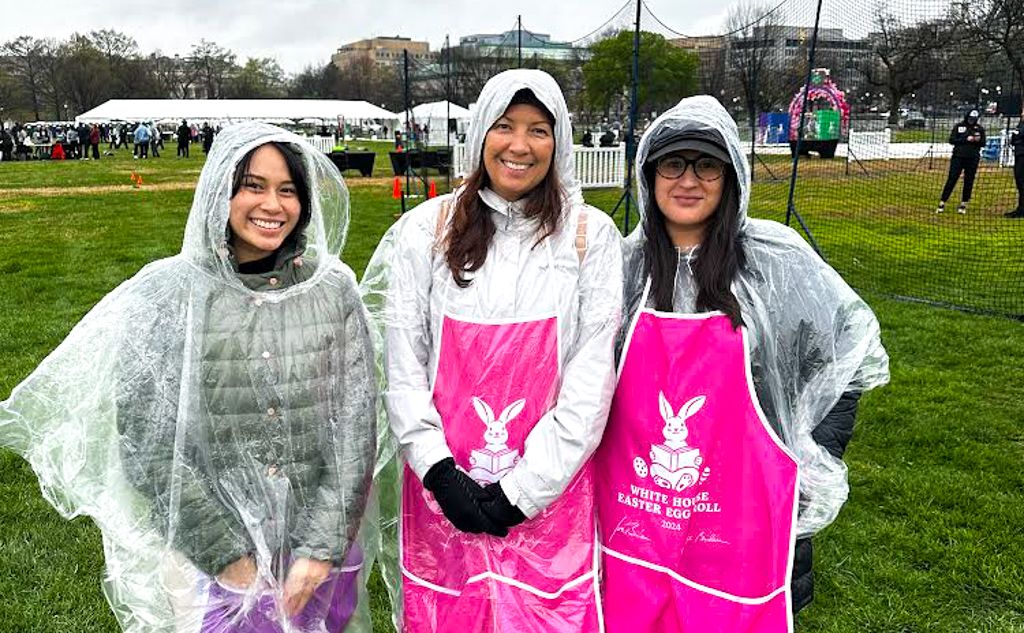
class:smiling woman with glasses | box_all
[594,96,889,633]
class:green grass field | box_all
[0,152,1022,632]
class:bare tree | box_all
[331,56,403,110]
[190,40,237,99]
[1,36,49,119]
[695,40,728,99]
[61,34,112,115]
[90,29,139,97]
[227,57,286,98]
[448,44,517,107]
[725,2,785,133]
[861,6,956,123]
[148,53,195,98]
[958,0,1024,92]
[288,63,333,99]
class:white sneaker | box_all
[957,203,967,214]
[936,202,945,213]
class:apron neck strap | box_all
[639,277,654,311]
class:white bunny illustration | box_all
[468,396,526,484]
[644,391,711,492]
[473,396,525,451]
[659,391,704,449]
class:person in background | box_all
[134,122,150,159]
[937,109,986,214]
[66,125,80,159]
[78,121,91,159]
[0,126,13,162]
[177,119,191,158]
[150,122,162,158]
[202,123,215,153]
[1005,106,1024,219]
[89,123,101,160]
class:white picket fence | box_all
[453,143,468,178]
[301,135,336,153]
[847,129,892,161]
[845,128,1019,166]
[574,146,628,188]
[452,144,627,189]
[999,130,1016,167]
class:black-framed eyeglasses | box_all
[655,154,726,182]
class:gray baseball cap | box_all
[646,127,732,165]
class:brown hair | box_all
[445,89,563,288]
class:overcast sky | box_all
[0,0,919,74]
[0,0,811,74]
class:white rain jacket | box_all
[362,69,623,518]
[0,123,378,633]
[623,96,890,537]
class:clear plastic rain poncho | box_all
[0,123,378,633]
[360,69,622,630]
[623,96,889,537]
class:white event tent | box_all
[406,100,472,146]
[76,99,400,131]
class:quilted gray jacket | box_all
[117,240,377,576]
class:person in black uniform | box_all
[937,109,986,214]
[176,119,191,158]
[1005,107,1024,219]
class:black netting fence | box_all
[724,0,1024,320]
[394,0,1024,319]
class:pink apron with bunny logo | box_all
[596,287,798,633]
[400,287,601,630]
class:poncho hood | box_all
[182,122,350,290]
[465,68,583,207]
[635,95,751,234]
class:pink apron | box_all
[400,243,601,632]
[597,280,799,633]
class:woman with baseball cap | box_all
[595,95,889,632]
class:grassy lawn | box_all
[0,154,1022,632]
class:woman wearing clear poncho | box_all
[595,96,889,632]
[0,123,377,633]
[361,69,622,632]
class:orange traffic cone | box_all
[130,171,139,188]
[136,173,143,185]
[392,177,402,200]
[428,180,437,199]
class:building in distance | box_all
[458,30,586,62]
[331,37,433,69]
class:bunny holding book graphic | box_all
[634,391,710,492]
[468,397,526,484]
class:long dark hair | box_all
[229,141,312,250]
[642,163,746,328]
[445,89,562,288]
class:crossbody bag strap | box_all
[575,208,588,265]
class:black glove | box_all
[422,458,508,537]
[480,483,527,529]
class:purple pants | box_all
[200,547,361,633]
